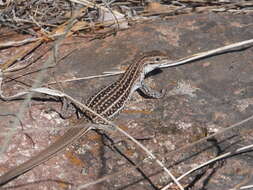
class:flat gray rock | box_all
[1,12,253,189]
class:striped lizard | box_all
[0,51,169,186]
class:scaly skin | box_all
[0,51,169,186]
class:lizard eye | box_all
[155,57,161,61]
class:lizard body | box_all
[0,51,169,186]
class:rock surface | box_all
[0,12,253,189]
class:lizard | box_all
[0,51,169,186]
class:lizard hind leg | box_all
[59,97,79,119]
[90,123,116,133]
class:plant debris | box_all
[0,0,252,36]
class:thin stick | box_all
[161,143,253,190]
[240,185,253,190]
[0,20,76,153]
[64,94,184,190]
[0,37,38,48]
[0,85,183,189]
[74,113,253,189]
[77,159,148,189]
[170,114,253,155]
[69,0,123,17]
[160,38,253,69]
[46,38,253,85]
[0,55,52,154]
[46,73,117,85]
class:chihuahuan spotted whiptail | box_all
[0,51,169,186]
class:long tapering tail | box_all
[0,125,90,186]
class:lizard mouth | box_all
[159,59,173,68]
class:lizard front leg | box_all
[138,81,166,99]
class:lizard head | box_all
[140,51,169,74]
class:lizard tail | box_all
[0,126,90,186]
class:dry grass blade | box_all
[64,94,184,190]
[1,0,251,38]
[0,85,183,189]
[74,114,253,189]
[1,11,130,73]
[46,73,118,85]
[0,37,38,48]
[0,40,43,71]
[231,171,253,190]
[46,38,253,85]
[70,0,123,17]
[170,114,253,155]
[70,0,126,29]
[161,143,253,190]
[160,38,253,69]
[240,184,253,189]
[1,20,77,72]
[0,48,54,155]
[76,160,147,189]
[0,18,76,154]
